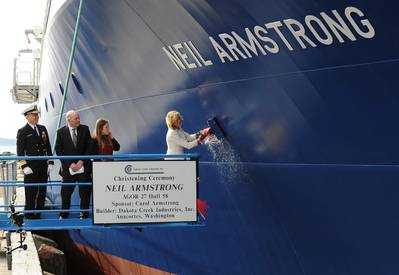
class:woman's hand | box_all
[198,135,206,144]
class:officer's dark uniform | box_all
[16,106,53,219]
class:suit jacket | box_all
[16,123,53,170]
[55,124,92,178]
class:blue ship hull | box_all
[39,0,399,274]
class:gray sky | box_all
[0,0,46,139]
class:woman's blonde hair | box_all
[93,118,111,149]
[165,111,182,130]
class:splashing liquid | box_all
[205,136,247,183]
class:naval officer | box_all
[16,104,53,219]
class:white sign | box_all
[93,160,198,224]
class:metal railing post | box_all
[0,162,5,211]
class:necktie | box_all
[72,128,77,147]
[34,126,39,136]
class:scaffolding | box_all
[10,49,40,104]
[0,158,17,214]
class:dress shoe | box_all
[79,212,89,219]
[59,213,69,219]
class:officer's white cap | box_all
[22,104,40,116]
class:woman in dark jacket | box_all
[92,118,120,156]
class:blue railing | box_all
[0,153,203,231]
[0,154,199,161]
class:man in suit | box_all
[55,110,92,219]
[17,104,53,219]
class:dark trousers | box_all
[60,173,92,217]
[24,166,47,217]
